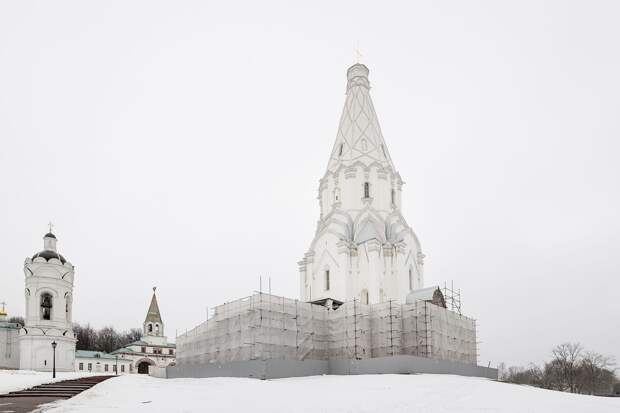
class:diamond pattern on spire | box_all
[327,64,395,174]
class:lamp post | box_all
[51,341,57,379]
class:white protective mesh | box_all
[176,293,477,366]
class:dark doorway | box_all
[137,361,151,374]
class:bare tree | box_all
[580,351,616,395]
[551,342,583,393]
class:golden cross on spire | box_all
[48,221,54,234]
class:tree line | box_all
[500,343,617,396]
[73,323,143,353]
[8,317,142,354]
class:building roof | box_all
[44,232,57,239]
[32,250,67,264]
[405,286,447,308]
[144,288,163,325]
[325,63,396,176]
[75,350,131,361]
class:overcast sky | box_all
[1,1,619,368]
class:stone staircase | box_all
[0,375,114,399]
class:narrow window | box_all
[40,293,52,321]
[155,324,160,334]
[169,349,174,355]
[113,365,117,372]
[381,144,386,157]
[105,364,108,372]
[79,362,83,371]
[364,182,370,198]
[121,365,125,373]
[88,363,92,371]
[409,269,413,291]
[391,189,395,205]
[361,289,369,305]
[325,270,330,291]
[141,346,146,353]
[338,143,344,157]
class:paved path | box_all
[0,376,114,412]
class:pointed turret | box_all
[326,63,396,175]
[144,287,164,338]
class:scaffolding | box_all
[176,292,477,367]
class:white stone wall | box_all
[0,327,20,369]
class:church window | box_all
[325,270,330,291]
[121,365,125,373]
[338,143,344,157]
[105,364,109,372]
[40,293,52,321]
[391,189,395,205]
[148,323,153,333]
[409,268,413,291]
[79,363,83,371]
[364,182,370,198]
[88,363,92,371]
[155,324,160,334]
[141,346,146,353]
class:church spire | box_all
[144,287,164,337]
[326,63,396,175]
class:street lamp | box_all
[51,341,57,379]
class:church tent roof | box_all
[144,289,163,325]
[325,63,396,176]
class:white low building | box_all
[75,350,132,374]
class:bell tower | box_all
[19,228,77,371]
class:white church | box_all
[299,63,424,307]
[172,63,494,380]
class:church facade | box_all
[110,289,176,374]
[299,63,424,306]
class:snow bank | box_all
[0,369,111,395]
[45,374,620,413]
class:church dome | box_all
[32,250,67,264]
[31,231,68,264]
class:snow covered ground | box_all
[0,369,110,395]
[43,374,620,413]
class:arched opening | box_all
[65,294,72,322]
[409,268,413,291]
[148,323,153,333]
[40,293,52,321]
[155,323,160,334]
[136,359,155,374]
